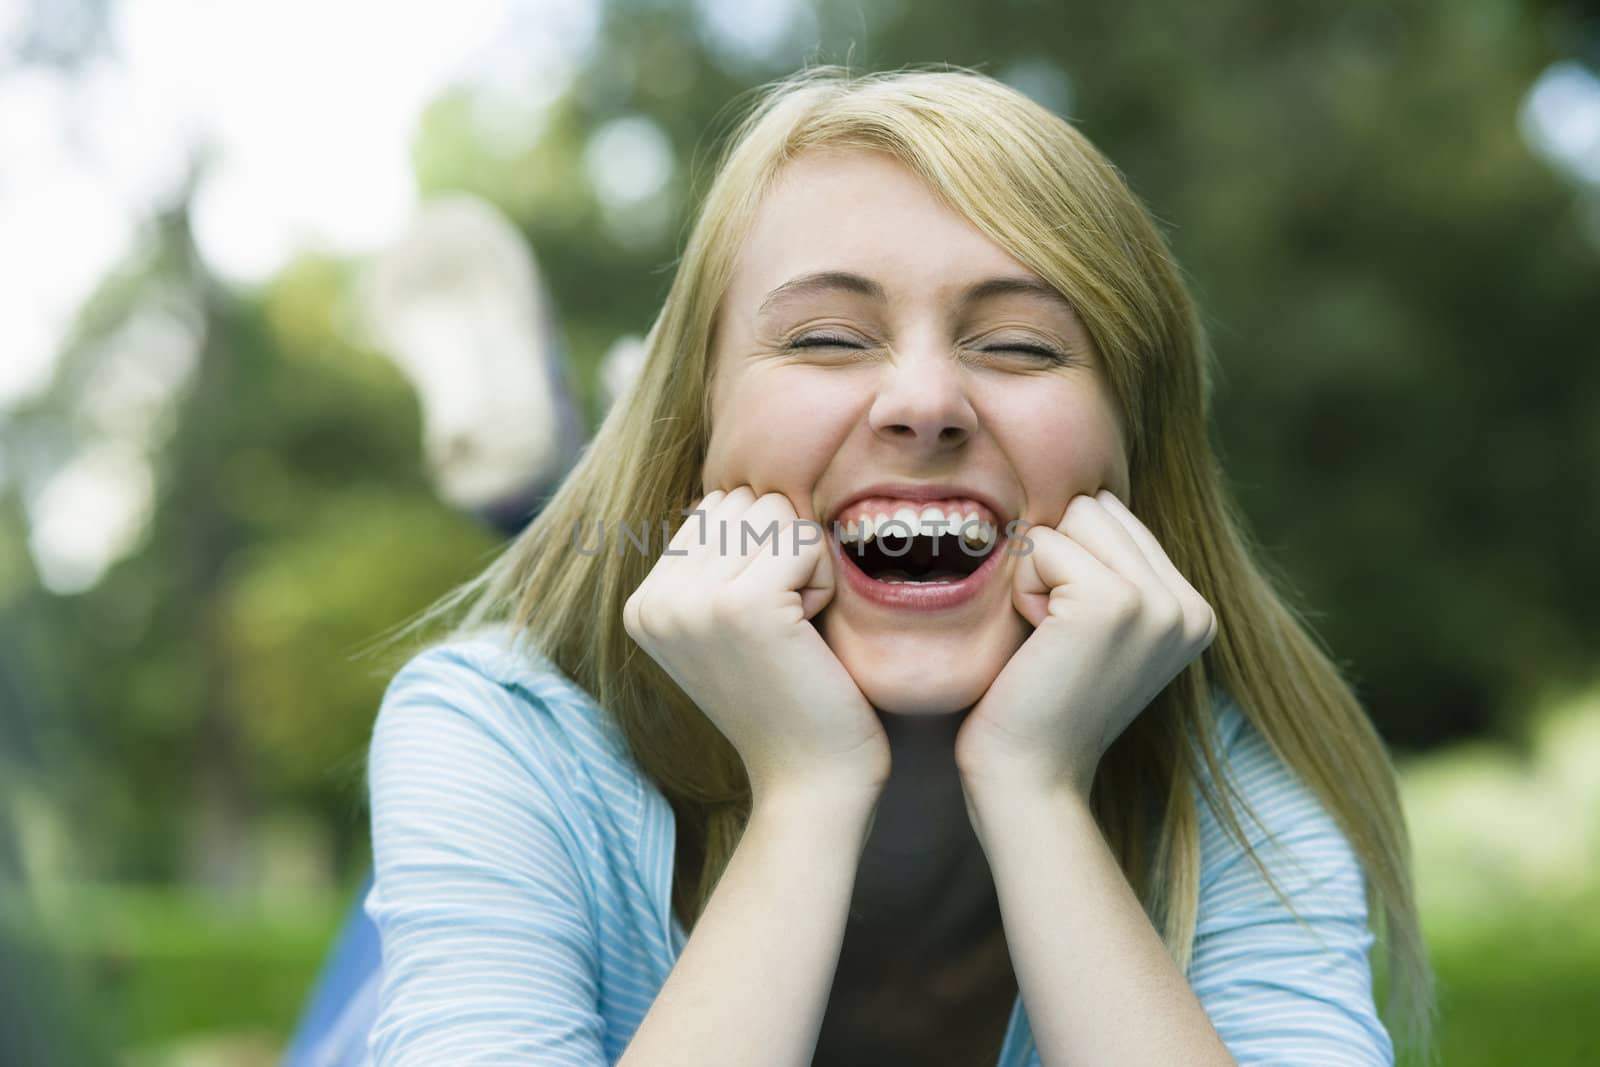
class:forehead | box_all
[725,148,1044,310]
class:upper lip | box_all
[826,482,1011,527]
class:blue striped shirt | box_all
[341,625,1392,1065]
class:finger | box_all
[738,492,818,557]
[1094,489,1203,597]
[699,485,763,579]
[1098,490,1217,645]
[663,489,728,557]
[720,491,808,577]
[740,522,836,620]
[1058,493,1174,602]
[1013,524,1122,627]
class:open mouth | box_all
[837,520,1001,584]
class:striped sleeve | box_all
[364,647,609,1066]
[1187,701,1395,1066]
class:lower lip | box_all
[833,533,1005,611]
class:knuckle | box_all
[1105,581,1142,621]
[635,599,670,640]
[758,490,795,514]
[708,583,754,626]
[622,592,642,638]
[1150,594,1185,634]
[628,583,688,641]
[1177,592,1216,645]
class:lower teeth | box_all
[874,569,962,584]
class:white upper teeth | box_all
[836,505,996,547]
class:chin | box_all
[827,625,1020,716]
[864,680,984,716]
[838,646,998,713]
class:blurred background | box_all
[1,0,1597,1063]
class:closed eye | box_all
[986,342,1068,362]
[785,335,864,350]
[785,335,1070,364]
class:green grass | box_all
[31,876,1600,1065]
[25,881,348,1058]
[1391,685,1600,1066]
[1396,892,1600,1066]
[14,690,1600,1064]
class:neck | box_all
[866,704,973,858]
[847,705,991,930]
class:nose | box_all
[867,342,977,454]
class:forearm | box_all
[965,783,1235,1067]
[617,783,879,1067]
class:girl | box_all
[358,65,1434,1066]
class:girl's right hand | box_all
[623,486,891,809]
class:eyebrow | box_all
[756,270,1079,321]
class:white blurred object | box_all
[599,333,648,409]
[583,116,678,251]
[26,441,155,595]
[1521,60,1600,186]
[358,194,581,515]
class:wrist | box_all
[961,770,1094,847]
[751,771,883,832]
[959,758,1094,810]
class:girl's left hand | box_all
[954,489,1218,804]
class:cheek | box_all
[1003,389,1126,511]
[702,369,858,509]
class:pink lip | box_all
[831,526,1007,612]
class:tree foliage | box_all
[1,0,1595,885]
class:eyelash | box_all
[785,334,1070,364]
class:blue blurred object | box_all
[282,200,589,1066]
[279,872,382,1067]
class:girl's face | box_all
[703,148,1130,716]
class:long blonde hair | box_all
[375,62,1435,1059]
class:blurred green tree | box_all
[1,180,500,887]
[405,0,1599,749]
[1,0,1595,896]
